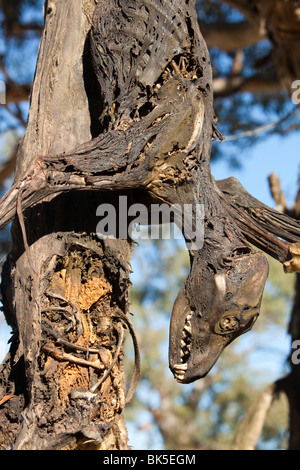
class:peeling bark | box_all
[0,0,133,451]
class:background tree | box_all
[0,0,299,450]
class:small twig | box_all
[114,312,141,404]
[223,107,300,142]
[212,123,225,141]
[0,394,15,406]
[42,345,105,371]
[90,311,141,404]
[43,306,76,332]
[268,172,288,214]
[45,291,84,339]
[16,183,39,276]
[90,322,125,393]
[42,322,101,355]
[16,183,29,253]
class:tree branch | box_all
[3,22,43,38]
[5,82,31,105]
[201,20,263,52]
[268,172,288,214]
[0,60,31,105]
[231,383,277,450]
[220,0,258,21]
[217,176,300,265]
[213,75,282,97]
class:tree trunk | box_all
[284,272,300,450]
[0,0,133,450]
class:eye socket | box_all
[215,315,240,335]
[215,311,259,336]
[231,246,252,257]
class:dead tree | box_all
[0,0,300,450]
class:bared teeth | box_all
[174,363,188,371]
[178,311,194,367]
[175,374,185,382]
[173,363,188,382]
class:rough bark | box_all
[0,0,134,450]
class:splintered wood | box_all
[43,244,121,401]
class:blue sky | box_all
[211,131,300,209]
